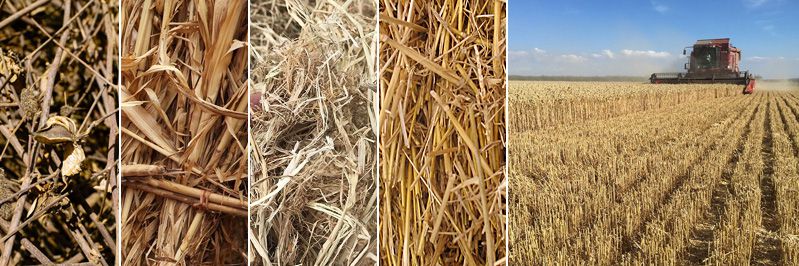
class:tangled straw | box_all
[249,0,378,265]
[119,0,248,264]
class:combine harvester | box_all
[650,38,756,94]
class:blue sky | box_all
[508,0,799,78]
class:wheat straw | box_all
[379,0,508,264]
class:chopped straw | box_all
[119,0,248,264]
[249,0,378,265]
[379,0,507,265]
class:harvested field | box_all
[0,0,118,264]
[379,0,507,265]
[119,0,249,264]
[248,0,378,265]
[509,81,740,132]
[509,80,799,265]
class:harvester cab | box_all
[650,38,755,94]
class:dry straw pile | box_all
[249,0,377,265]
[0,0,118,264]
[120,0,248,264]
[379,0,507,264]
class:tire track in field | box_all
[613,96,750,201]
[779,96,799,156]
[751,99,783,265]
[563,97,747,233]
[683,96,762,264]
[540,97,743,255]
[783,94,799,119]
[786,94,799,119]
[615,95,755,261]
[789,93,799,101]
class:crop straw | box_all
[119,0,248,264]
[248,0,378,265]
[379,0,508,264]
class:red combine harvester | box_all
[650,38,755,94]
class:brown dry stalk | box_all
[120,0,248,264]
[0,0,118,264]
[136,177,246,210]
[249,0,378,265]
[121,164,165,177]
[379,0,508,265]
[126,182,246,217]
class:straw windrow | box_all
[379,0,508,265]
[249,0,378,265]
[120,0,248,264]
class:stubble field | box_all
[509,80,799,265]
